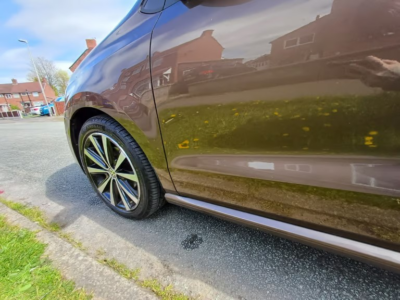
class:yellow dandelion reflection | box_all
[178,140,190,149]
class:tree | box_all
[54,70,70,95]
[27,57,57,90]
[27,57,70,96]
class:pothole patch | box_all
[181,234,203,250]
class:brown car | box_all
[65,0,400,272]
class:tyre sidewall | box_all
[79,120,151,219]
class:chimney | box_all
[11,78,18,85]
[86,39,97,49]
[201,30,214,37]
[316,15,320,20]
[41,77,48,86]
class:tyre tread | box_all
[79,114,163,219]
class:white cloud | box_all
[7,0,133,44]
[1,0,134,83]
[0,47,31,82]
[54,61,73,73]
[153,0,332,61]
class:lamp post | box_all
[18,39,53,116]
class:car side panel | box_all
[151,0,400,250]
[65,4,175,192]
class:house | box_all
[0,78,57,112]
[151,30,224,86]
[245,54,270,71]
[269,0,400,67]
[69,39,97,72]
[101,30,224,110]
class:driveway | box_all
[0,118,399,300]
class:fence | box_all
[0,110,22,119]
[54,102,65,115]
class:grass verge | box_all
[0,215,90,299]
[0,199,87,251]
[1,198,191,300]
[0,199,60,232]
[99,256,189,300]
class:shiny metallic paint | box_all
[65,0,400,269]
[65,3,175,191]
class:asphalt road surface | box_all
[0,118,399,300]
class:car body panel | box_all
[64,2,175,192]
[150,0,400,250]
[64,0,400,268]
[40,103,54,116]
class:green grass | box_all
[0,199,60,232]
[59,232,87,251]
[0,199,191,300]
[0,199,88,252]
[141,280,189,300]
[22,114,40,119]
[98,256,189,300]
[100,258,140,280]
[0,216,90,300]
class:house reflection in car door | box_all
[151,0,400,249]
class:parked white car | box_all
[30,106,41,115]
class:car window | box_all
[141,0,165,13]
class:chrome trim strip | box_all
[165,193,400,273]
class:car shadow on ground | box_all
[45,163,400,299]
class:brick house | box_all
[69,39,97,72]
[0,78,57,112]
[101,30,224,110]
[269,0,400,67]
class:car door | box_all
[151,0,400,250]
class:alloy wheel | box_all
[83,133,140,211]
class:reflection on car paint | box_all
[64,0,400,250]
[150,0,400,248]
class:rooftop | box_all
[0,79,42,94]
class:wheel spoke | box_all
[102,135,112,166]
[115,180,131,210]
[117,179,138,204]
[87,167,108,174]
[90,136,108,167]
[84,149,107,170]
[98,176,111,193]
[84,133,140,212]
[117,172,138,183]
[114,151,127,171]
[109,179,116,206]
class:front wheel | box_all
[78,114,164,219]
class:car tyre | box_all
[78,114,164,219]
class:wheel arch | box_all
[67,105,174,192]
[69,107,104,171]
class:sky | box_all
[0,0,135,84]
[0,0,333,85]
